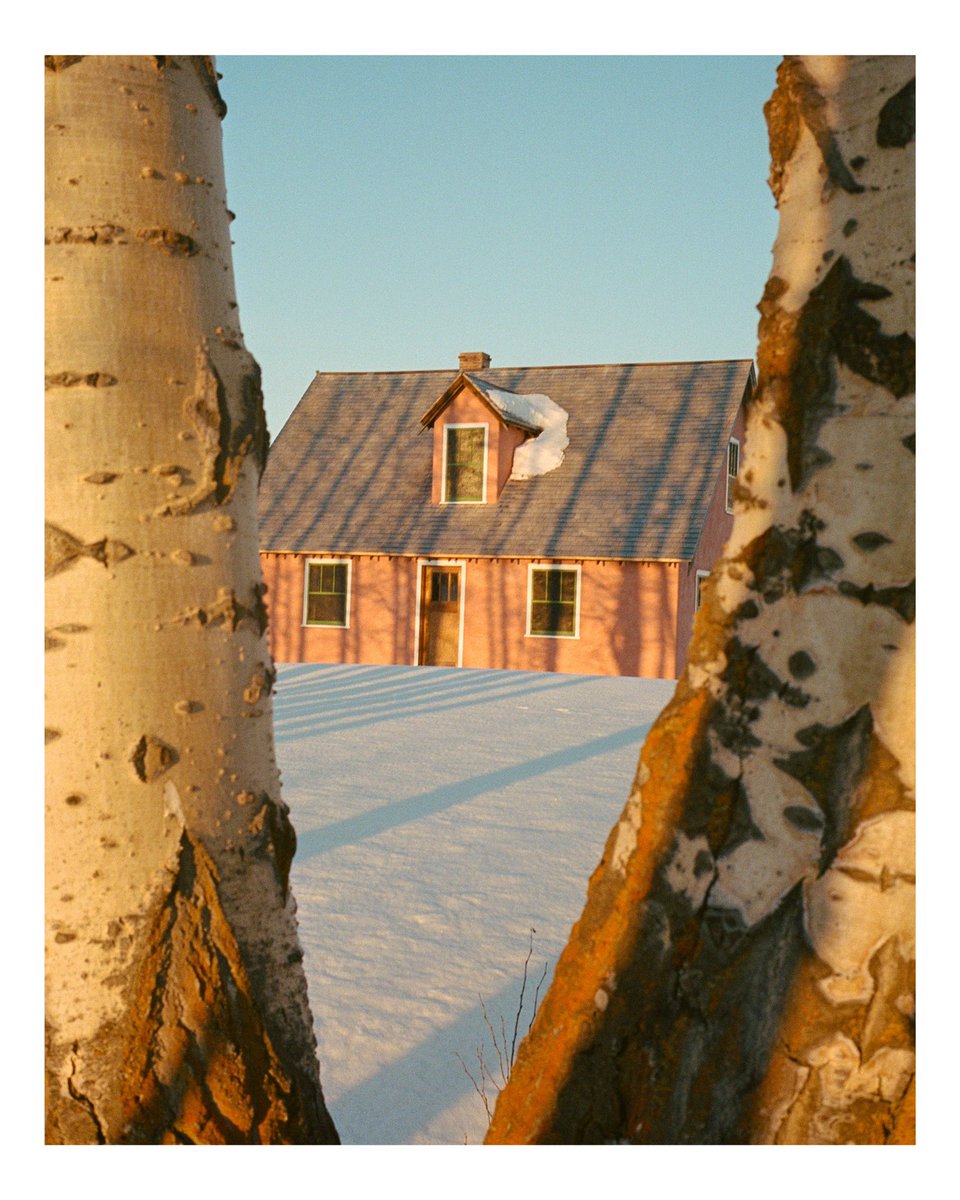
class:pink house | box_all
[258,353,753,679]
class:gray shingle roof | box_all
[258,359,753,561]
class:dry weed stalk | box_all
[456,929,548,1125]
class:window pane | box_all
[312,563,346,596]
[463,429,484,460]
[728,440,739,475]
[453,426,484,463]
[531,601,574,635]
[446,464,483,502]
[306,562,348,624]
[445,427,485,500]
[530,569,576,635]
[530,601,551,634]
[459,465,483,495]
[553,602,575,634]
[307,591,346,624]
[314,592,346,624]
[429,570,460,604]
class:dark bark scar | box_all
[45,523,135,577]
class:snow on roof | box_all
[466,376,570,479]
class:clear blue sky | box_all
[218,55,781,441]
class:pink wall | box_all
[261,552,681,679]
[261,552,419,667]
[460,557,678,678]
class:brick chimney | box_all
[459,351,491,372]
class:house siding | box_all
[258,358,754,681]
[262,552,420,667]
[261,551,680,679]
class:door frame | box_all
[413,558,466,667]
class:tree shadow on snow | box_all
[294,723,652,859]
[272,663,592,745]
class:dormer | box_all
[420,354,541,504]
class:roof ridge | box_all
[308,358,754,379]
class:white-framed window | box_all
[725,437,740,514]
[442,423,488,503]
[303,558,351,627]
[695,569,710,612]
[526,563,581,639]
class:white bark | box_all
[45,55,337,1143]
[487,54,915,1145]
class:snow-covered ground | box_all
[275,662,674,1145]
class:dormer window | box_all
[421,358,568,505]
[443,424,487,503]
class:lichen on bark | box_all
[486,55,915,1146]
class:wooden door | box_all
[419,565,461,666]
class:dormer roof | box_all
[419,372,543,435]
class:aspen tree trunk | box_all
[486,55,915,1145]
[45,56,338,1144]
